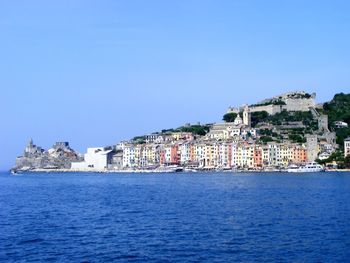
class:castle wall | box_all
[227,92,316,116]
[249,105,283,115]
[284,98,315,111]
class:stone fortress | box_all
[227,91,316,115]
[226,91,337,162]
[14,139,82,171]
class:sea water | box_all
[0,172,349,262]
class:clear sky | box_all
[1,0,350,170]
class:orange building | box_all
[292,146,307,164]
[170,144,180,164]
[253,146,263,168]
[159,150,166,165]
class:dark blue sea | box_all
[1,172,350,262]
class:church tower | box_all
[243,105,251,127]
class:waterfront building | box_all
[267,142,280,166]
[71,147,113,171]
[109,150,123,170]
[261,145,270,166]
[292,145,307,164]
[231,143,238,167]
[122,144,135,168]
[134,144,143,167]
[141,144,157,167]
[180,142,191,164]
[345,138,350,157]
[194,143,206,167]
[279,144,293,167]
[218,142,232,168]
[160,144,171,164]
[170,144,179,164]
[253,145,263,168]
[231,142,255,168]
[204,142,217,168]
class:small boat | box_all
[287,162,325,173]
[155,165,183,173]
[184,168,197,173]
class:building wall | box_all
[71,147,111,171]
[345,140,350,157]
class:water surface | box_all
[1,172,349,262]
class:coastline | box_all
[10,168,350,174]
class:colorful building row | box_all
[118,140,307,169]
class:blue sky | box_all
[1,0,349,170]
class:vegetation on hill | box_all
[317,151,350,169]
[223,112,238,122]
[131,135,147,144]
[160,124,212,136]
[322,93,350,125]
[175,124,212,136]
[322,93,350,147]
[251,111,269,127]
[131,124,212,142]
[335,128,350,148]
[268,110,316,126]
[251,110,317,129]
[250,99,286,107]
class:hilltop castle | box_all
[227,91,316,115]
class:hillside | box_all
[322,93,350,146]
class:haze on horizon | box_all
[1,0,350,170]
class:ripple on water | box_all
[0,172,350,262]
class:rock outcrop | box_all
[13,140,83,171]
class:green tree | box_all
[323,93,350,126]
[259,136,274,143]
[223,113,237,122]
[344,155,350,168]
[251,111,269,127]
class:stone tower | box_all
[306,135,318,162]
[318,115,329,133]
[24,138,34,156]
[28,138,33,147]
[243,105,251,127]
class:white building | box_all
[71,147,113,171]
[180,143,191,164]
[218,143,231,168]
[345,138,350,157]
[318,152,331,160]
[164,144,172,164]
[334,121,348,129]
[207,122,242,140]
[122,144,135,168]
